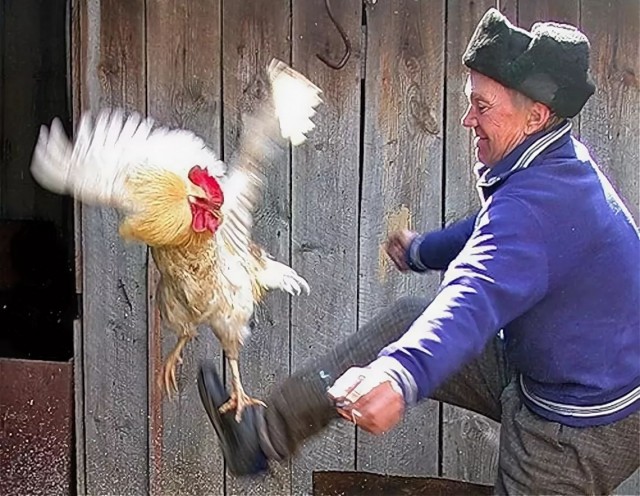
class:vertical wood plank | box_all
[441,0,500,485]
[291,0,362,493]
[582,3,640,494]
[518,0,580,29]
[222,1,292,494]
[443,0,493,226]
[356,0,443,477]
[70,0,86,491]
[145,1,223,495]
[580,0,639,223]
[498,0,518,23]
[80,1,149,493]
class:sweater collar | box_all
[475,119,572,189]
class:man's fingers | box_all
[327,367,366,402]
[386,243,409,271]
[337,381,405,434]
[343,373,387,404]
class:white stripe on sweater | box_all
[478,120,573,188]
[520,375,640,418]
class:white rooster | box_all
[30,59,322,420]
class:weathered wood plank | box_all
[616,470,640,496]
[441,1,501,484]
[497,0,518,25]
[222,1,292,494]
[70,1,86,494]
[79,1,149,494]
[356,0,443,477]
[580,0,639,223]
[145,1,223,495]
[518,0,580,30]
[443,0,492,226]
[290,0,362,493]
[582,1,640,490]
[441,0,556,483]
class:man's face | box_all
[461,71,532,167]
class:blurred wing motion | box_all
[30,109,226,214]
[218,58,322,259]
[30,57,321,257]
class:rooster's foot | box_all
[162,351,184,396]
[219,390,266,423]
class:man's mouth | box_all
[473,136,487,147]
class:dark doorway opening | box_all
[0,0,75,362]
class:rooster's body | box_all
[30,59,322,420]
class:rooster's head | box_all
[187,165,224,235]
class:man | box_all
[198,8,640,494]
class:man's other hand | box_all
[385,229,418,272]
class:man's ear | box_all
[525,102,553,135]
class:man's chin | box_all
[474,148,485,164]
[474,148,494,166]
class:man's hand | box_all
[327,366,405,435]
[385,229,418,272]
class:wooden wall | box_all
[71,0,639,495]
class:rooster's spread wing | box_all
[217,59,322,259]
[30,109,226,212]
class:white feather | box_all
[30,109,225,212]
[217,59,323,261]
[268,58,322,145]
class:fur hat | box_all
[462,8,596,117]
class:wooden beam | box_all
[356,0,443,477]
[145,1,224,494]
[70,0,86,492]
[441,0,502,486]
[222,0,292,493]
[79,1,149,493]
[581,2,640,491]
[580,0,639,224]
[291,0,363,492]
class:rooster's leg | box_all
[218,358,266,422]
[163,334,191,395]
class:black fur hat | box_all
[462,8,596,117]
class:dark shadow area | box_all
[0,0,75,362]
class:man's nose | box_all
[461,104,476,128]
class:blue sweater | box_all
[372,121,640,427]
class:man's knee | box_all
[390,295,429,317]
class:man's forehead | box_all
[464,71,504,99]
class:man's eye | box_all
[477,103,488,113]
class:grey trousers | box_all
[259,297,640,495]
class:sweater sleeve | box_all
[371,195,549,405]
[405,213,478,272]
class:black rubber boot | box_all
[197,360,269,477]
